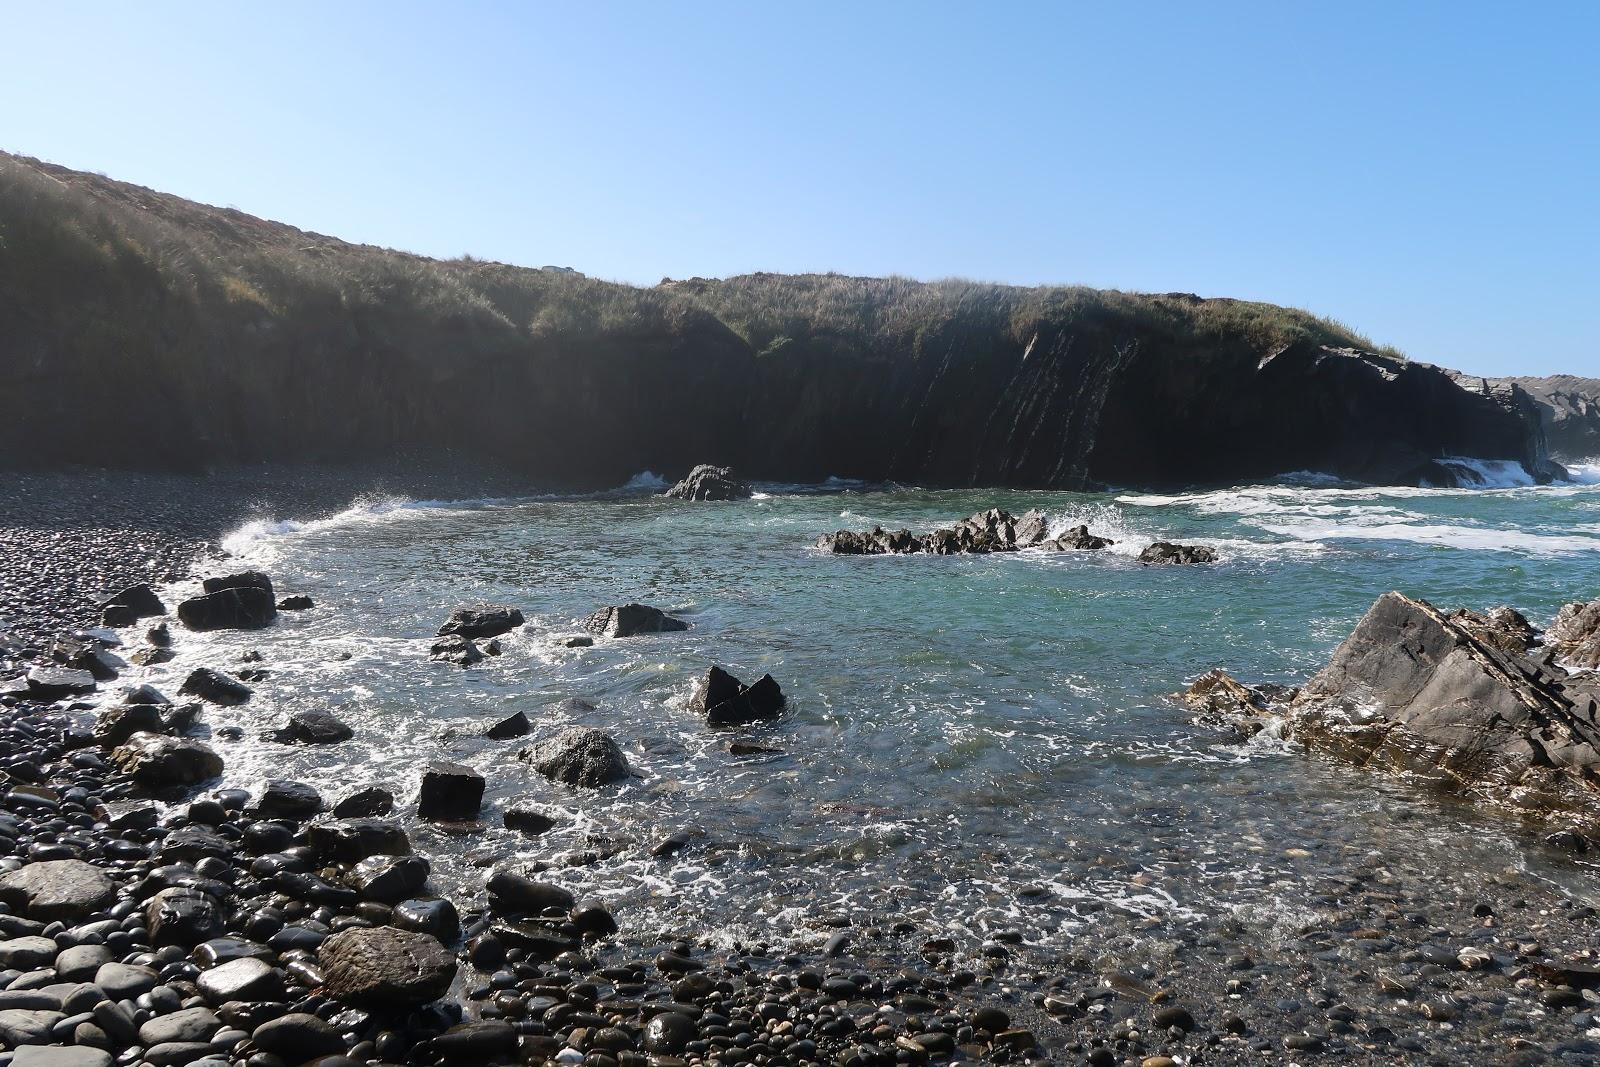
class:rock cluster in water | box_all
[1183,590,1600,839]
[818,508,1215,563]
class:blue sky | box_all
[3,2,1596,376]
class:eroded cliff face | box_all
[1486,375,1600,462]
[0,151,1560,489]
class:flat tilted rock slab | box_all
[318,925,456,1009]
[0,860,115,921]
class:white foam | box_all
[218,494,503,559]
[1257,517,1600,554]
[619,470,668,491]
[1426,457,1535,488]
[1562,460,1600,485]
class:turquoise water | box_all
[125,473,1600,957]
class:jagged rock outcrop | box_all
[436,605,524,640]
[1138,542,1217,565]
[818,508,1117,556]
[519,728,630,787]
[690,666,787,727]
[664,465,752,500]
[1486,374,1600,462]
[583,603,688,638]
[1187,592,1600,835]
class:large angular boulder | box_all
[690,666,786,727]
[436,606,524,640]
[484,711,530,740]
[318,926,456,1009]
[254,780,324,820]
[23,666,96,701]
[101,582,166,627]
[178,587,277,631]
[109,735,223,788]
[0,860,115,921]
[197,957,287,1005]
[417,762,483,821]
[145,887,225,947]
[486,870,574,914]
[1549,599,1600,668]
[1284,592,1600,829]
[663,465,752,501]
[520,728,629,787]
[583,603,689,638]
[306,819,412,864]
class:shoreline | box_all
[2,472,1600,1064]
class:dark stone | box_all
[1139,541,1218,564]
[101,582,166,623]
[487,871,575,914]
[179,667,253,705]
[417,762,483,821]
[108,735,223,787]
[197,957,287,1005]
[318,926,457,1009]
[663,464,752,501]
[393,898,461,942]
[252,1012,345,1060]
[306,818,411,863]
[520,728,629,787]
[178,586,277,631]
[485,711,530,739]
[436,606,524,640]
[254,779,324,820]
[429,634,484,667]
[570,898,618,936]
[431,1020,517,1062]
[350,855,429,903]
[1044,524,1115,551]
[145,886,224,947]
[203,570,274,596]
[691,666,786,726]
[331,786,395,818]
[272,710,353,745]
[277,595,314,610]
[583,603,689,638]
[24,666,96,700]
[504,807,559,836]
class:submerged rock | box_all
[178,667,252,705]
[429,634,484,667]
[272,709,354,745]
[583,603,689,638]
[436,605,524,640]
[100,582,165,627]
[664,464,752,501]
[520,728,629,787]
[1138,541,1217,564]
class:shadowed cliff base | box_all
[0,151,1561,489]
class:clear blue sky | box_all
[3,2,1596,376]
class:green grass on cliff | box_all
[0,150,1400,372]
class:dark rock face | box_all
[272,709,354,745]
[520,728,629,787]
[664,464,753,500]
[332,786,395,818]
[487,870,575,914]
[318,925,457,1009]
[504,807,560,836]
[100,582,165,626]
[820,508,1117,557]
[177,587,277,631]
[276,594,314,610]
[108,735,223,788]
[254,779,324,820]
[1043,524,1115,551]
[306,818,411,863]
[583,603,689,638]
[484,711,530,739]
[1484,373,1600,462]
[437,605,524,640]
[417,762,484,821]
[1138,542,1218,565]
[178,667,252,705]
[429,634,484,667]
[1206,592,1600,833]
[690,666,787,727]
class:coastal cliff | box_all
[0,152,1562,488]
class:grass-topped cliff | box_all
[0,151,1551,488]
